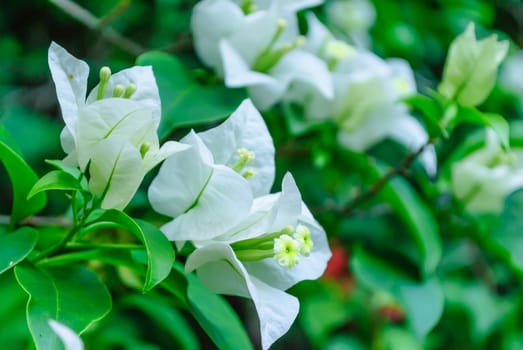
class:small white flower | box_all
[274,233,301,268]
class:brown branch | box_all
[340,140,434,215]
[50,0,145,56]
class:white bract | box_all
[48,42,187,209]
[438,22,509,107]
[324,0,376,47]
[148,99,274,242]
[185,174,332,350]
[285,14,436,174]
[452,130,523,214]
[148,98,331,349]
[48,320,84,350]
[191,0,333,110]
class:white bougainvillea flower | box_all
[283,14,436,174]
[438,22,509,107]
[48,320,84,350]
[149,98,276,240]
[149,131,254,242]
[191,0,333,110]
[185,173,331,350]
[197,99,275,195]
[48,42,187,209]
[452,130,523,214]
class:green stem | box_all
[30,225,81,262]
[66,242,143,250]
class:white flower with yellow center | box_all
[185,173,332,350]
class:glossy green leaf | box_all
[379,168,442,276]
[404,93,445,138]
[457,107,509,150]
[124,295,200,350]
[136,51,245,139]
[187,274,254,350]
[85,209,175,291]
[14,264,112,350]
[352,249,444,338]
[28,170,82,199]
[0,132,46,225]
[0,227,38,274]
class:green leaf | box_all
[0,227,38,274]
[136,51,245,139]
[0,133,46,225]
[124,295,200,350]
[28,170,82,199]
[457,107,509,150]
[352,249,444,338]
[404,93,445,138]
[379,168,442,276]
[187,274,254,350]
[85,210,175,291]
[492,189,523,271]
[14,264,112,350]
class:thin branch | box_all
[50,0,145,56]
[340,140,434,215]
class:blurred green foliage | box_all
[2,0,523,349]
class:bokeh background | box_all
[2,0,523,349]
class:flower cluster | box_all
[148,99,331,349]
[48,42,188,210]
[49,41,331,349]
[190,0,436,174]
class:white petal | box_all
[225,10,280,66]
[160,164,252,241]
[88,138,144,210]
[186,243,300,350]
[48,320,84,350]
[191,0,245,72]
[304,12,332,54]
[336,102,403,151]
[76,99,157,169]
[272,49,334,99]
[388,115,436,176]
[217,173,302,244]
[143,140,190,172]
[48,42,89,137]
[198,99,275,195]
[220,39,278,88]
[148,137,213,219]
[86,66,162,121]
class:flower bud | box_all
[438,23,509,107]
[112,84,125,97]
[124,83,137,98]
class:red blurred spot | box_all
[324,246,349,279]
